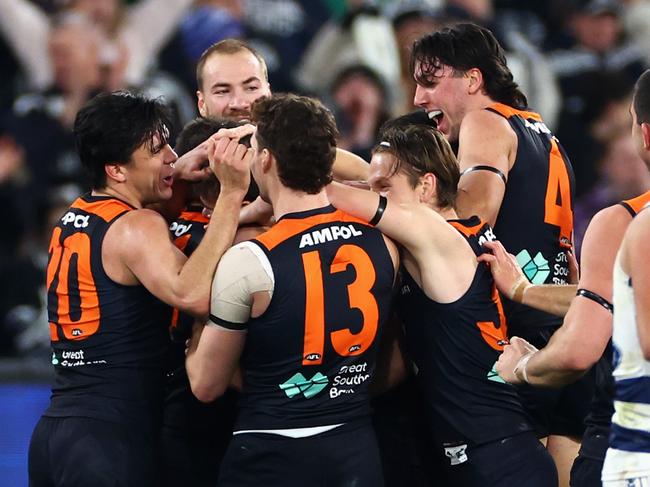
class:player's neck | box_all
[434,205,457,220]
[472,93,498,111]
[423,195,457,220]
[271,188,330,220]
[92,185,142,209]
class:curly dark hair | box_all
[74,91,173,189]
[375,124,459,209]
[251,94,339,194]
[411,23,527,109]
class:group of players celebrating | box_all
[29,22,650,487]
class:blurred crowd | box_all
[1,0,650,358]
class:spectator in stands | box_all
[0,0,193,91]
[574,129,650,254]
[329,64,390,161]
[549,0,647,196]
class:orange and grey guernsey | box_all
[486,103,575,330]
[580,190,650,461]
[213,205,395,431]
[397,217,532,446]
[45,194,170,426]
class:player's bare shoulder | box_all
[460,108,516,139]
[106,208,170,246]
[586,203,636,246]
[102,208,173,282]
[458,109,517,167]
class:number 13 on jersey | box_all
[301,244,379,366]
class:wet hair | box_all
[74,91,172,189]
[175,117,259,203]
[375,124,459,209]
[411,23,527,109]
[633,69,650,125]
[251,94,338,194]
[196,38,268,91]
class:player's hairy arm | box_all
[499,206,629,386]
[622,210,650,359]
[455,110,515,227]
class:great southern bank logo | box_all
[279,372,329,399]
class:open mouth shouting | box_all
[428,110,443,130]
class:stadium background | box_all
[1,0,649,484]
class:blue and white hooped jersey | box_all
[602,250,650,482]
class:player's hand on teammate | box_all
[478,240,531,302]
[172,141,212,182]
[207,124,255,195]
[496,336,539,384]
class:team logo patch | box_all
[279,372,329,399]
[516,249,550,285]
[444,444,468,466]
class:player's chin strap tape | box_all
[461,165,507,185]
[576,288,614,314]
[369,195,387,226]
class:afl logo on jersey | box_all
[348,344,361,353]
[304,353,322,362]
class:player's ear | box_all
[197,91,207,118]
[466,68,483,95]
[105,162,126,183]
[419,172,437,204]
[261,148,273,173]
[642,122,650,150]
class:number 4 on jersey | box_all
[544,139,573,246]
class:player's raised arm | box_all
[110,126,253,318]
